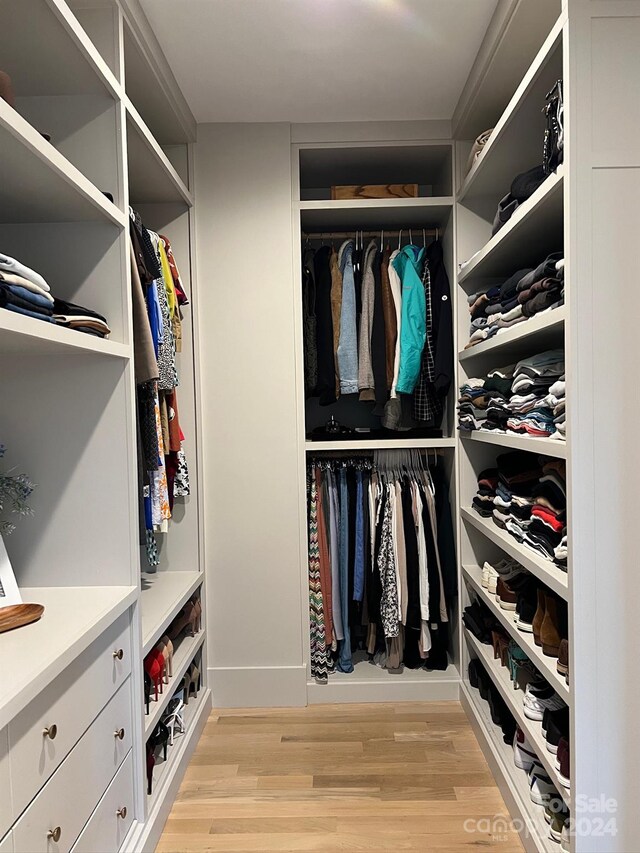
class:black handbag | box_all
[542,79,564,175]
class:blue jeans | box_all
[354,470,364,602]
[337,468,353,672]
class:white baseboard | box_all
[307,663,460,704]
[209,665,308,707]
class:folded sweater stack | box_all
[459,350,566,440]
[465,254,564,349]
[0,252,110,337]
[472,451,567,569]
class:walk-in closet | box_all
[1,1,639,851]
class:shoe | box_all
[168,603,197,640]
[162,692,185,745]
[468,659,482,689]
[529,769,560,806]
[496,578,518,611]
[533,588,546,646]
[146,743,155,795]
[515,579,538,632]
[557,737,570,788]
[186,662,201,701]
[493,558,522,580]
[144,672,152,715]
[463,602,494,644]
[541,593,565,657]
[149,721,170,762]
[190,595,202,632]
[545,708,570,754]
[492,630,510,666]
[524,680,567,719]
[157,636,174,680]
[557,639,569,683]
[482,562,499,592]
[144,652,164,701]
[549,812,566,843]
[513,726,538,771]
[507,640,530,684]
[560,818,571,851]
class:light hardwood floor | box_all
[157,701,524,852]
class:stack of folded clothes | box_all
[465,254,564,349]
[0,251,111,338]
[53,297,111,338]
[459,351,566,441]
[471,451,568,569]
[0,253,54,323]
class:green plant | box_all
[0,445,35,536]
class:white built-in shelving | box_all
[305,437,456,452]
[463,564,569,702]
[460,431,566,460]
[144,631,205,736]
[461,508,568,599]
[458,307,565,364]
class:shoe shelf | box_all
[145,687,210,811]
[0,585,138,730]
[125,98,193,207]
[458,169,564,288]
[458,307,566,366]
[464,629,571,809]
[461,683,559,853]
[457,16,563,216]
[305,437,456,452]
[298,197,454,230]
[463,564,570,703]
[0,309,131,359]
[461,508,568,599]
[0,99,126,227]
[460,431,566,460]
[144,631,205,737]
[140,571,203,655]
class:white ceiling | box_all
[139,0,500,124]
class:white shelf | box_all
[461,508,568,598]
[457,17,564,216]
[141,571,202,655]
[0,99,126,226]
[126,99,193,206]
[0,585,137,731]
[460,431,566,459]
[305,437,456,452]
[458,169,564,287]
[147,687,210,808]
[461,684,559,853]
[465,630,571,808]
[463,564,570,703]
[298,197,453,230]
[144,631,205,737]
[0,309,131,358]
[308,659,460,704]
[459,307,565,364]
[3,0,120,99]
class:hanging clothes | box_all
[306,451,457,682]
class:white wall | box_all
[194,123,307,707]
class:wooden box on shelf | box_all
[330,183,418,200]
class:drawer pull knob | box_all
[113,648,124,660]
[47,826,62,842]
[114,727,125,740]
[116,807,127,819]
[43,724,58,740]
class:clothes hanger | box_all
[423,228,426,247]
[409,228,413,245]
[397,229,403,250]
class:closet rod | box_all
[302,228,439,240]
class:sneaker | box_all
[549,812,565,843]
[496,578,518,611]
[545,708,570,754]
[523,685,546,721]
[560,818,571,851]
[557,737,570,789]
[544,796,568,826]
[557,638,569,684]
[513,726,538,771]
[515,579,538,632]
[481,562,499,592]
[529,769,560,806]
[526,680,567,712]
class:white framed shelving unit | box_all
[454,17,571,845]
[0,1,208,852]
[292,139,461,703]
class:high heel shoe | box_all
[146,743,155,795]
[168,603,197,640]
[156,636,173,681]
[149,721,170,762]
[162,692,185,745]
[190,595,202,632]
[144,671,152,714]
[144,653,163,701]
[187,662,200,701]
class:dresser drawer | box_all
[12,678,132,853]
[71,751,134,853]
[0,727,11,839]
[9,611,131,819]
[0,831,13,853]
